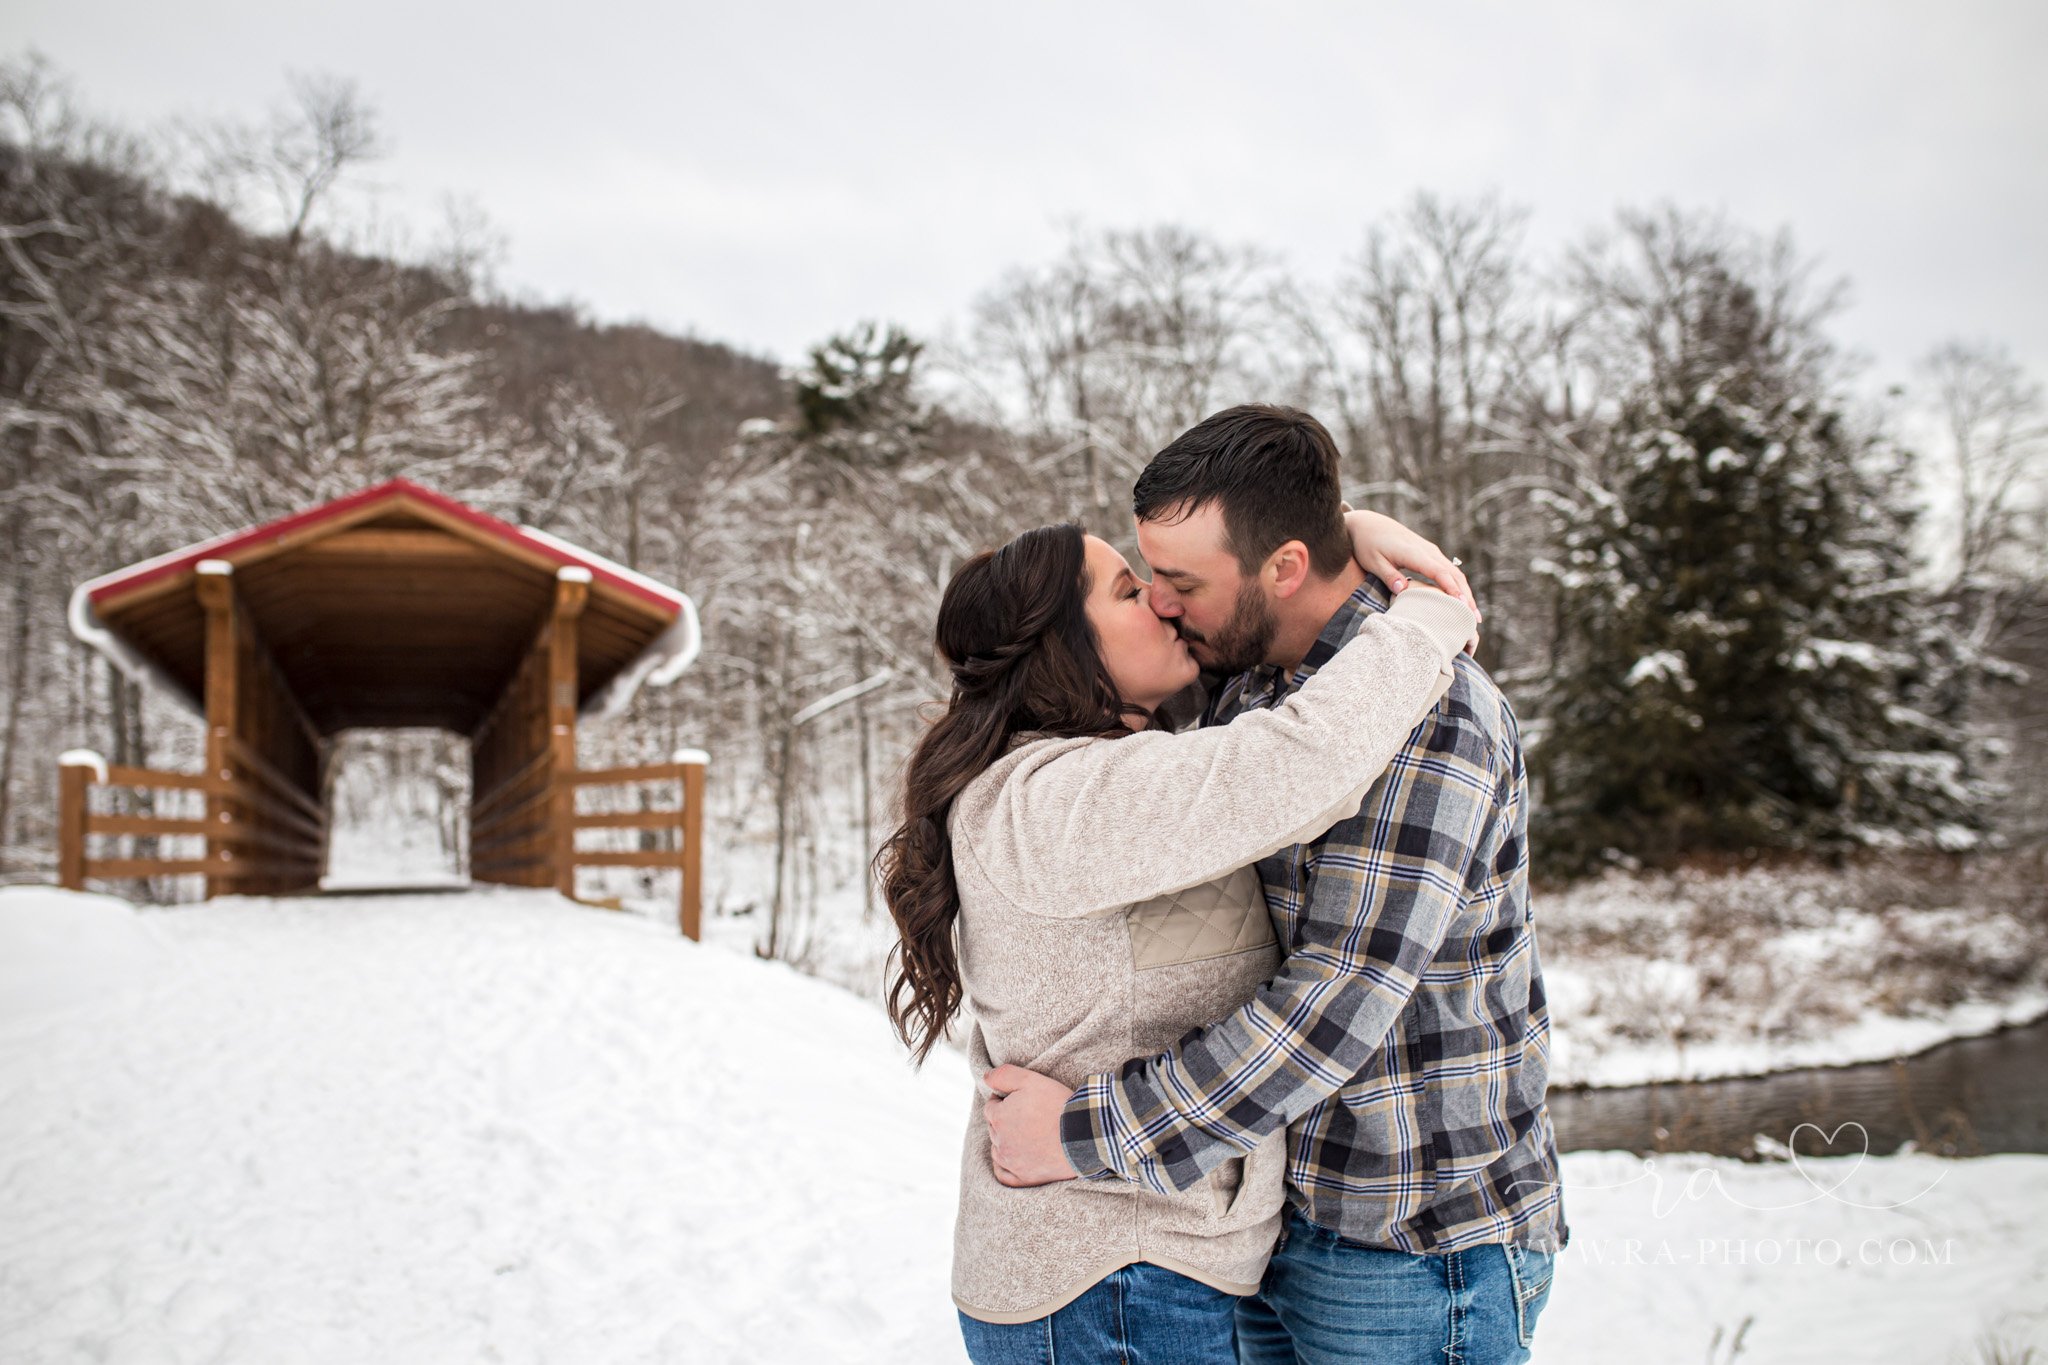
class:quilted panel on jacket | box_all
[1127,867,1275,970]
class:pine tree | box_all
[791,322,926,462]
[1533,270,1991,874]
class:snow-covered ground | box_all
[0,885,965,1363]
[350,761,2048,1092]
[1539,863,2048,1087]
[3,884,2044,1363]
[659,848,2048,1090]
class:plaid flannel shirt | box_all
[1059,578,1569,1254]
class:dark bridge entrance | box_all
[55,479,707,937]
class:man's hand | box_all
[983,1064,1083,1187]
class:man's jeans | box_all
[958,1261,1239,1364]
[1236,1207,1556,1365]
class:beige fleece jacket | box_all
[946,584,1477,1323]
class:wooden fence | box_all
[561,752,706,941]
[56,750,326,893]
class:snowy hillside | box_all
[2,886,2043,1363]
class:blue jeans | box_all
[1235,1208,1556,1364]
[958,1261,1241,1364]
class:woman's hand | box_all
[1344,509,1482,622]
[982,1065,1081,1187]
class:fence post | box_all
[675,748,707,941]
[56,750,104,891]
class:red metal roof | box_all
[83,478,685,617]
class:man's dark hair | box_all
[1133,404,1352,577]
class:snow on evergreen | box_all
[1534,248,1999,872]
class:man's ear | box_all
[1267,540,1314,600]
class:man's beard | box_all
[1177,579,1278,677]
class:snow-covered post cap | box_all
[672,748,709,767]
[195,558,233,576]
[58,749,108,783]
[556,566,594,583]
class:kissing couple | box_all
[879,404,1568,1364]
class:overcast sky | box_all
[6,2,2045,395]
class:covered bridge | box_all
[54,479,707,937]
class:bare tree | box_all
[1285,193,1562,672]
[966,223,1274,523]
[0,51,74,151]
[1921,340,2047,596]
[194,72,382,253]
[1314,194,1539,501]
[1562,205,1849,413]
[1918,342,2048,844]
[0,50,155,171]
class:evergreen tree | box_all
[791,322,926,462]
[1534,269,1990,873]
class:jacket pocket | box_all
[1207,1156,1245,1219]
[1206,1136,1288,1230]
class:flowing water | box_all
[1548,1016,2048,1158]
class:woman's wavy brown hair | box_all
[875,523,1146,1066]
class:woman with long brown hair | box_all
[877,516,1476,1364]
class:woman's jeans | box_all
[1235,1207,1557,1365]
[957,1261,1240,1364]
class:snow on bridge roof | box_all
[79,478,688,615]
[68,479,700,729]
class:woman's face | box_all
[1082,533,1198,716]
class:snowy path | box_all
[1,886,2043,1363]
[0,888,971,1363]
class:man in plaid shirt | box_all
[983,405,1567,1363]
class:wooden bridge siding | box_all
[467,635,548,886]
[549,577,588,899]
[469,577,587,890]
[198,568,327,896]
[237,576,326,893]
